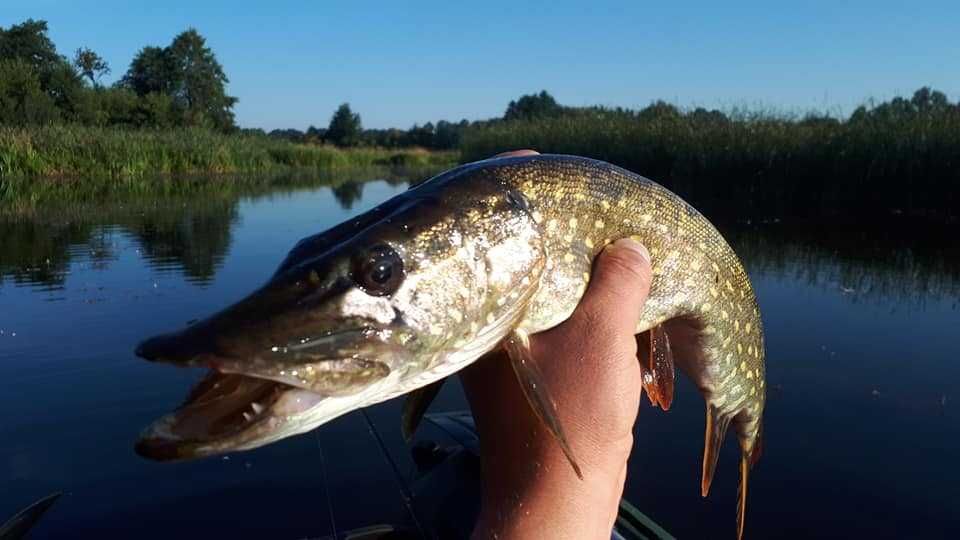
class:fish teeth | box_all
[242,412,254,422]
[250,402,265,414]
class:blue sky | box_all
[4,1,958,130]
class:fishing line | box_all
[316,444,338,540]
[360,408,428,539]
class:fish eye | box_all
[352,244,404,296]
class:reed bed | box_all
[460,108,960,220]
[0,125,456,207]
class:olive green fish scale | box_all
[487,156,765,451]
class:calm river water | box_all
[1,174,957,538]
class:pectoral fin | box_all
[401,379,445,442]
[636,324,675,410]
[503,329,583,480]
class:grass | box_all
[0,125,457,208]
[459,107,960,221]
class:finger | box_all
[573,238,653,337]
[492,149,539,158]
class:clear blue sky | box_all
[4,1,958,130]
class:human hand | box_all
[462,235,653,539]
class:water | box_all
[1,175,958,538]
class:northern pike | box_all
[136,154,766,538]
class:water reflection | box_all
[330,181,365,209]
[0,197,238,289]
[2,182,958,308]
[124,199,238,284]
[723,217,960,308]
[0,169,420,290]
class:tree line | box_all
[3,17,958,158]
[0,19,236,130]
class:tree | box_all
[0,19,84,119]
[119,29,237,131]
[269,128,306,142]
[73,47,110,86]
[120,46,174,95]
[165,29,236,130]
[305,125,326,143]
[0,19,60,74]
[433,119,467,149]
[504,90,563,121]
[910,86,950,114]
[689,107,729,125]
[327,103,362,146]
[0,58,59,125]
[849,87,957,124]
[638,100,682,123]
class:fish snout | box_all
[135,327,218,365]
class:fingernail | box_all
[611,237,651,265]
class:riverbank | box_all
[0,125,457,210]
[0,125,457,178]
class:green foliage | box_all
[120,46,174,95]
[327,103,362,147]
[0,58,59,125]
[0,125,458,209]
[504,90,563,121]
[165,29,237,130]
[119,29,237,130]
[0,19,86,123]
[0,19,237,132]
[461,89,960,220]
[0,19,60,74]
[73,47,110,86]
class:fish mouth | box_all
[134,324,383,461]
[135,370,326,461]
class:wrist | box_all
[473,433,633,539]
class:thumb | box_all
[573,238,653,336]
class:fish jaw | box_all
[134,371,324,460]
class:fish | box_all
[135,154,765,538]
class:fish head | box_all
[135,160,545,460]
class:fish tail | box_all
[702,400,764,538]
